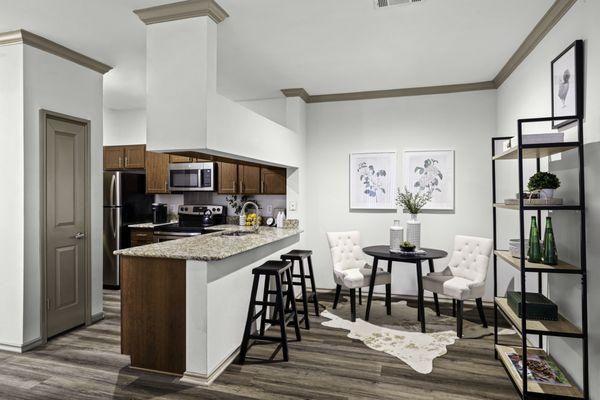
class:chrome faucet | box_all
[241,201,260,232]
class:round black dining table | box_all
[362,246,448,333]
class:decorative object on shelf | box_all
[403,150,454,210]
[507,291,559,321]
[350,151,396,210]
[396,187,431,250]
[508,238,529,259]
[400,240,416,253]
[528,172,561,200]
[551,40,584,129]
[504,198,564,206]
[542,217,558,265]
[389,220,404,253]
[505,352,571,386]
[528,216,541,263]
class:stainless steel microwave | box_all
[168,162,215,191]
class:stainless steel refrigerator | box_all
[103,171,153,287]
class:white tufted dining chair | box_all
[422,235,493,337]
[326,231,392,321]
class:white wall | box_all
[0,43,104,350]
[237,98,287,127]
[103,108,146,146]
[306,91,497,298]
[0,43,25,349]
[496,1,599,397]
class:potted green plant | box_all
[395,188,431,249]
[528,172,561,199]
[400,240,416,252]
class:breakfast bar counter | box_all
[114,225,302,385]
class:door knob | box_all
[73,232,86,239]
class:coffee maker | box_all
[152,203,168,224]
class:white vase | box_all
[239,214,246,226]
[406,214,421,250]
[389,220,404,253]
[540,188,555,199]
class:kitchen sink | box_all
[220,231,256,237]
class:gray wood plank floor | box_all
[0,290,518,399]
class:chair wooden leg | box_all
[274,273,289,361]
[333,285,342,309]
[428,259,440,316]
[239,274,260,365]
[286,268,301,341]
[307,256,320,316]
[350,289,356,322]
[298,259,310,330]
[358,287,362,305]
[385,283,391,315]
[259,275,270,336]
[476,298,488,328]
[456,300,464,338]
[452,299,457,317]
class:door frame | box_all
[39,109,92,343]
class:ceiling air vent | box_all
[375,0,424,8]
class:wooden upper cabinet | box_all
[124,145,146,169]
[261,167,286,194]
[239,164,261,194]
[169,154,194,164]
[218,161,238,194]
[104,146,124,170]
[145,152,170,194]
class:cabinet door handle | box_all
[118,156,122,168]
[261,181,265,193]
[232,180,236,192]
[124,156,128,167]
[165,180,168,191]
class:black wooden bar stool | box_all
[239,260,301,364]
[280,250,319,330]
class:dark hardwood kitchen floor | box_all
[0,290,518,400]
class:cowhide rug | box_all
[321,297,514,374]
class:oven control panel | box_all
[178,204,225,215]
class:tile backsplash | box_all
[155,193,286,217]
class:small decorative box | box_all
[507,291,558,321]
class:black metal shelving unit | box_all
[491,116,588,400]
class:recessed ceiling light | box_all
[374,0,425,9]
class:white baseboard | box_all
[91,312,105,323]
[181,347,240,386]
[0,337,43,353]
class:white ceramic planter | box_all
[540,188,555,199]
[406,214,421,250]
[389,220,404,253]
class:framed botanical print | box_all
[551,40,584,129]
[349,152,396,210]
[403,150,454,211]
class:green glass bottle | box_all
[528,216,541,263]
[542,217,558,265]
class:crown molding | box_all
[0,29,112,74]
[134,0,229,25]
[494,0,577,87]
[282,81,496,103]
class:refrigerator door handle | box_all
[109,174,116,207]
[115,208,122,249]
[110,208,116,239]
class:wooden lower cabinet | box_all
[239,164,261,194]
[261,167,287,194]
[146,152,170,194]
[121,256,186,375]
[130,228,154,247]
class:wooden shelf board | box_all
[493,142,580,161]
[495,344,584,399]
[495,298,582,337]
[495,250,581,274]
[493,203,582,211]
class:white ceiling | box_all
[0,0,553,109]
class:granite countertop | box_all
[114,224,302,261]
[128,221,178,229]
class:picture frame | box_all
[551,40,584,129]
[403,150,454,211]
[349,152,397,210]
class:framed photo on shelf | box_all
[551,40,584,129]
[349,152,396,210]
[403,150,454,211]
